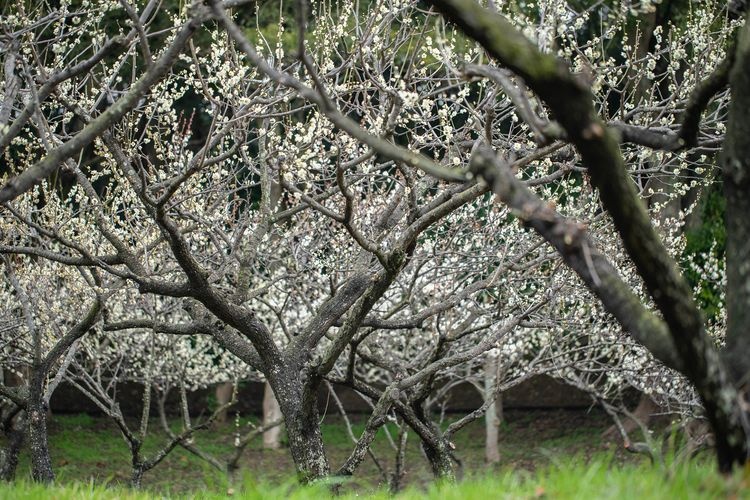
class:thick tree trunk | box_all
[422,440,455,480]
[721,19,750,466]
[271,371,330,482]
[723,89,750,387]
[131,466,145,489]
[284,412,329,482]
[27,373,54,483]
[262,381,283,449]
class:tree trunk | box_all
[412,403,456,481]
[720,19,750,468]
[284,413,329,482]
[262,381,283,449]
[389,425,408,493]
[723,63,750,388]
[0,413,24,481]
[271,372,330,482]
[422,440,455,480]
[1,366,25,482]
[131,466,145,489]
[27,372,54,483]
[484,353,502,464]
[485,394,502,464]
[602,393,659,443]
[214,382,233,424]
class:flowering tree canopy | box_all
[0,0,747,484]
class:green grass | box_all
[1,456,747,499]
[1,409,672,495]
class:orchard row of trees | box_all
[0,0,747,488]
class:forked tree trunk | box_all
[262,381,282,449]
[27,372,53,483]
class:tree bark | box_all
[602,394,659,443]
[214,382,233,424]
[411,403,455,481]
[389,426,408,493]
[722,16,750,391]
[0,412,24,481]
[720,19,750,459]
[262,381,283,450]
[27,372,53,483]
[422,439,455,480]
[282,408,329,482]
[484,354,501,464]
[1,366,25,481]
[131,467,145,489]
[271,370,330,482]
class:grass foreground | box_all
[6,410,619,493]
[0,457,747,499]
[2,410,748,498]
